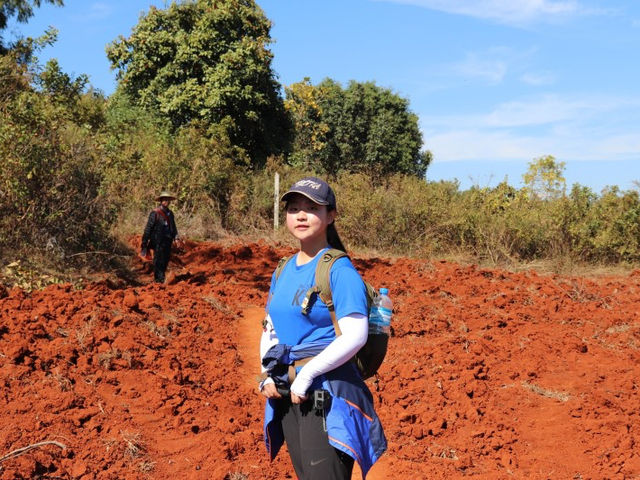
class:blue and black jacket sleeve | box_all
[141,211,157,250]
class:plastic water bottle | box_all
[369,288,392,335]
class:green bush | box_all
[335,173,458,255]
[2,40,639,270]
[577,187,640,262]
[0,52,113,260]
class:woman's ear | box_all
[327,209,337,224]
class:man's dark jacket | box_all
[141,206,178,251]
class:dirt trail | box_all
[1,240,640,479]
[237,306,264,392]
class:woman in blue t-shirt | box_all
[259,177,386,480]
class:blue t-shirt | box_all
[267,249,368,347]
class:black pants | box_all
[152,243,171,283]
[278,396,354,480]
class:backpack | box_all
[274,248,389,380]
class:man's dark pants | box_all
[153,243,171,283]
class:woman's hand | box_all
[260,381,282,399]
[290,392,307,404]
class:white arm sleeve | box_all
[290,313,368,397]
[260,314,279,371]
[259,314,278,389]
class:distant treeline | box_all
[1,0,638,269]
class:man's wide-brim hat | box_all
[155,191,177,201]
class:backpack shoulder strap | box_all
[154,207,170,224]
[300,248,348,335]
[274,255,292,282]
[264,256,292,330]
[314,248,348,313]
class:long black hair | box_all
[327,208,347,252]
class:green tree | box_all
[106,0,290,168]
[0,35,111,259]
[285,78,431,178]
[523,155,566,200]
[0,0,63,52]
[283,78,331,171]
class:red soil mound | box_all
[1,241,640,479]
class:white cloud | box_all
[425,127,640,164]
[74,3,113,22]
[593,134,640,157]
[446,46,539,85]
[422,94,640,130]
[420,94,640,163]
[483,95,592,127]
[520,72,555,85]
[452,52,508,85]
[375,0,599,25]
[426,129,538,161]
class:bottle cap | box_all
[379,288,389,295]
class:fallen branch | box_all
[0,440,67,465]
[66,251,132,259]
[67,251,112,257]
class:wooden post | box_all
[274,172,280,230]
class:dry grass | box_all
[201,295,237,317]
[433,250,638,279]
[121,431,145,459]
[411,260,436,275]
[97,348,132,370]
[143,320,169,338]
[225,472,249,480]
[605,323,639,334]
[521,381,570,402]
[76,317,96,351]
[138,460,156,473]
[427,443,459,461]
[509,257,637,278]
[52,372,72,392]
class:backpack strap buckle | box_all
[301,286,321,315]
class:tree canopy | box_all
[285,78,431,178]
[106,0,290,168]
[0,0,63,53]
[523,155,567,200]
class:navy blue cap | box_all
[281,177,336,209]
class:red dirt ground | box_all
[1,240,640,479]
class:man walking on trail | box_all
[141,191,179,283]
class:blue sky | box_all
[6,0,640,192]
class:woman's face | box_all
[285,194,335,246]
